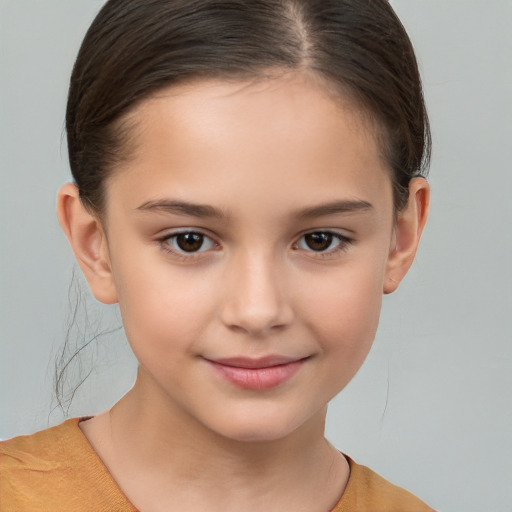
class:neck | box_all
[81,369,349,512]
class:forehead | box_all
[105,74,393,219]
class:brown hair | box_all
[66,0,430,215]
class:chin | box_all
[208,407,317,444]
[218,424,296,444]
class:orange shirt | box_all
[1,419,434,511]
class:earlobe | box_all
[383,177,430,294]
[57,183,118,304]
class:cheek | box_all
[298,258,385,359]
[303,275,383,397]
[112,255,219,359]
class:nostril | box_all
[219,257,294,335]
[221,301,294,336]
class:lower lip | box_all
[207,360,304,391]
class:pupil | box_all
[306,233,332,251]
[177,233,203,252]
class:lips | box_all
[205,356,307,390]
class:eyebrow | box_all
[135,198,373,219]
[295,199,373,219]
[136,199,227,219]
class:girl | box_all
[1,1,433,510]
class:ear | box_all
[57,183,118,304]
[383,177,430,294]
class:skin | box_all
[58,73,429,512]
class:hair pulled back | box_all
[67,0,430,214]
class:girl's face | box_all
[91,75,411,442]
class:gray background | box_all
[1,1,511,511]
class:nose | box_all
[220,251,294,336]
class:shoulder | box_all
[0,418,135,512]
[333,456,436,512]
[1,419,77,479]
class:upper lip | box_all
[206,356,307,369]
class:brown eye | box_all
[163,231,217,255]
[295,231,351,255]
[304,232,334,251]
[176,232,205,252]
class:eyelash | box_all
[294,231,353,259]
[157,230,353,261]
[157,230,219,261]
